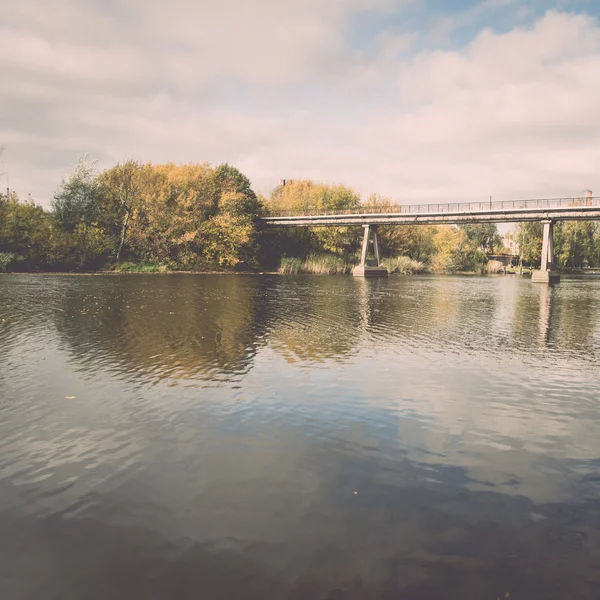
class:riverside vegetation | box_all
[2,157,600,275]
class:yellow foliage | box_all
[269,180,360,214]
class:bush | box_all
[279,257,305,274]
[0,253,22,273]
[429,253,455,273]
[381,256,426,275]
[279,254,352,275]
[113,261,170,273]
[486,260,504,274]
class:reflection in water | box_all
[537,283,553,347]
[50,275,270,384]
[1,274,600,599]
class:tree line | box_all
[515,221,600,270]
[1,157,599,273]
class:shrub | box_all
[486,260,504,274]
[279,254,352,275]
[279,257,305,274]
[382,256,426,275]
[113,261,169,273]
[0,253,21,273]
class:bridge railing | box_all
[266,197,600,217]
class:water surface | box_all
[1,274,600,599]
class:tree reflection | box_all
[52,275,269,383]
[48,274,600,383]
[263,277,362,362]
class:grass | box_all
[279,254,353,275]
[381,256,426,275]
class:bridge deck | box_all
[262,197,600,226]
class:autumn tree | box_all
[266,180,362,261]
[93,161,263,269]
[98,160,144,262]
[200,164,263,268]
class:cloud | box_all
[1,2,600,205]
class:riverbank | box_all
[0,270,281,276]
[0,254,537,277]
[0,268,535,278]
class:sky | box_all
[2,0,600,206]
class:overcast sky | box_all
[2,0,600,206]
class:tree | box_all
[51,155,110,269]
[52,155,99,231]
[554,221,600,269]
[428,225,488,272]
[515,222,543,265]
[379,225,437,262]
[94,161,263,270]
[214,163,260,213]
[459,223,502,254]
[207,164,263,267]
[266,180,362,260]
[0,192,59,270]
[97,160,143,261]
[363,194,437,263]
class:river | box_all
[1,274,600,599]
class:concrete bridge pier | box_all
[353,224,388,277]
[532,220,560,284]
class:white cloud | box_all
[1,2,600,205]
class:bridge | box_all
[261,195,600,282]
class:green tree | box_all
[428,225,488,272]
[0,192,62,270]
[362,194,436,263]
[52,156,110,269]
[53,156,99,231]
[459,223,502,253]
[515,222,543,265]
[379,225,437,262]
[554,221,600,269]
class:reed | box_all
[381,256,426,275]
[279,254,352,275]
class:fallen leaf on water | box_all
[65,396,76,399]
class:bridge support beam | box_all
[532,220,560,284]
[353,225,388,277]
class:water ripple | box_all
[2,274,600,598]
